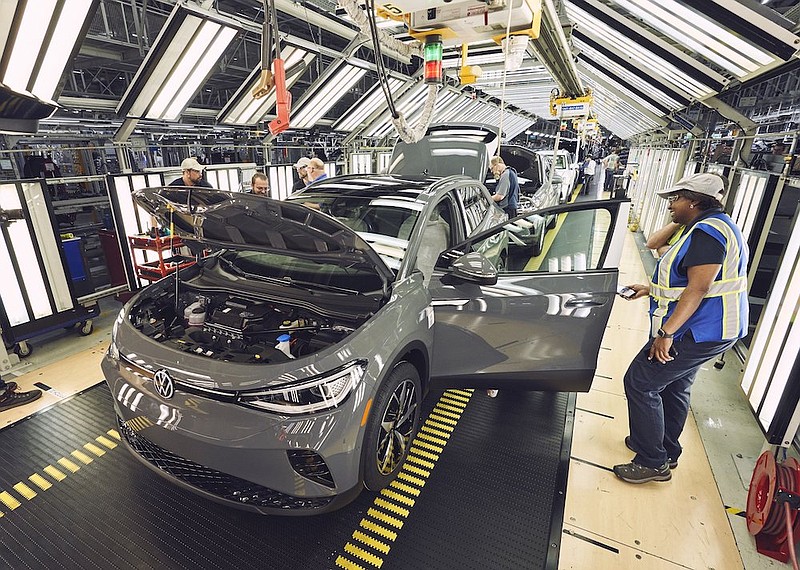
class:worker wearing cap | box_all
[170,157,213,188]
[613,173,748,484]
[292,157,311,191]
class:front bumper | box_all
[116,419,361,515]
[102,355,367,515]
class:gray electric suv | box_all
[102,146,630,516]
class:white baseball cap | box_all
[181,157,205,172]
[657,173,724,200]
[294,157,311,169]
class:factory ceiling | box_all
[2,0,800,142]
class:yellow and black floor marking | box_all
[334,389,474,570]
[0,428,120,518]
[725,505,748,518]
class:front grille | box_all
[118,419,333,510]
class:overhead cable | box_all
[340,0,438,144]
[496,0,515,157]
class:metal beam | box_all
[529,0,582,97]
[78,44,125,61]
[274,0,412,64]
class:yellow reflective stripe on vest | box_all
[650,276,747,300]
[650,217,746,339]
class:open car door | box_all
[428,199,631,392]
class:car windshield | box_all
[290,195,422,272]
[218,250,385,294]
[554,155,569,169]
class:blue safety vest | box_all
[649,212,749,342]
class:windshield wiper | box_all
[219,256,360,295]
[218,255,249,277]
[281,276,361,296]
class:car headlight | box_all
[108,307,125,361]
[238,360,367,415]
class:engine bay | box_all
[129,286,364,364]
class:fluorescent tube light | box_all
[292,63,367,129]
[1,0,98,101]
[117,5,239,122]
[334,78,406,132]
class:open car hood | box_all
[388,123,499,180]
[133,187,395,290]
[502,146,541,181]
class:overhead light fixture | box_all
[116,3,239,121]
[435,96,472,123]
[364,82,427,138]
[291,61,368,129]
[567,1,724,99]
[218,46,316,126]
[0,0,98,102]
[611,0,774,78]
[333,77,406,132]
[574,38,685,110]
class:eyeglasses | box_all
[667,194,684,204]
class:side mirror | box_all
[449,252,498,286]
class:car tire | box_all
[547,213,557,229]
[361,362,422,492]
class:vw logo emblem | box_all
[153,369,175,399]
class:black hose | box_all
[366,0,399,119]
[261,1,270,70]
[270,0,280,58]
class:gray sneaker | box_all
[624,436,678,469]
[613,461,672,483]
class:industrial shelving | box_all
[128,234,196,282]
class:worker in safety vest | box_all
[612,173,748,484]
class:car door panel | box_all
[428,200,630,392]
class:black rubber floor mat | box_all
[381,390,572,570]
[0,384,571,569]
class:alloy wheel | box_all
[375,379,418,475]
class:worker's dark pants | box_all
[623,332,734,468]
[582,175,593,195]
[605,171,616,191]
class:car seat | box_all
[397,215,416,240]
